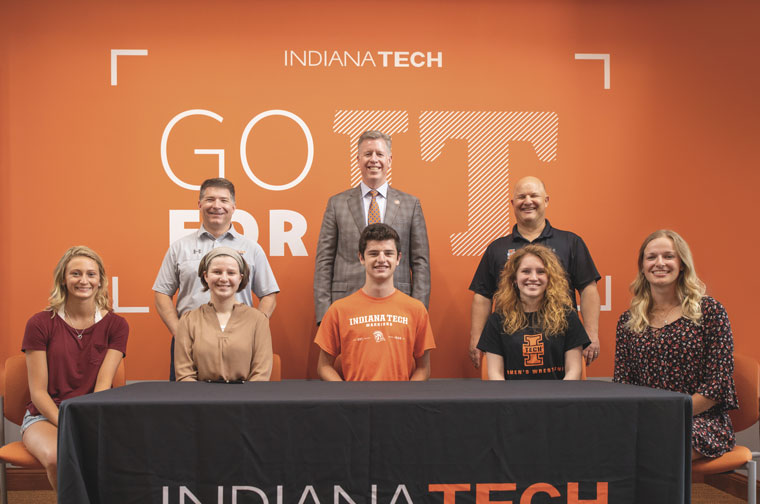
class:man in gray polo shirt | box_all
[153,177,279,380]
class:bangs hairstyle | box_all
[46,246,111,315]
[359,223,400,258]
[626,229,705,333]
[198,247,250,293]
[358,130,392,154]
[492,244,572,336]
[199,177,236,202]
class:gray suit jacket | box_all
[314,186,430,322]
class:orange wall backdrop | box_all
[1,1,757,379]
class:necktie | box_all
[368,190,381,225]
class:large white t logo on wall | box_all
[332,110,409,187]
[419,111,559,256]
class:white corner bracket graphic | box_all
[577,276,612,312]
[600,275,612,312]
[574,53,610,90]
[110,49,149,86]
[111,277,150,313]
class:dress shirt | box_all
[360,182,388,225]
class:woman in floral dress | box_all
[613,230,737,459]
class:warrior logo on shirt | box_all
[507,248,516,259]
[522,334,544,366]
[373,331,386,342]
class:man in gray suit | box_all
[314,130,430,323]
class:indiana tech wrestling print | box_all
[523,333,545,366]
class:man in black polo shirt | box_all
[468,176,601,369]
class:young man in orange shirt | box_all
[315,223,435,381]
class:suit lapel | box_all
[347,186,365,231]
[384,187,400,226]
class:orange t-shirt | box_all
[314,289,436,381]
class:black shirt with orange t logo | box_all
[477,310,590,380]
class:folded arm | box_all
[26,350,60,426]
[410,350,431,381]
[317,350,343,381]
[94,349,124,392]
[469,293,493,368]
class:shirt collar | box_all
[511,219,554,242]
[206,302,242,310]
[360,181,389,199]
[57,308,104,323]
[198,223,237,240]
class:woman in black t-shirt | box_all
[477,244,589,380]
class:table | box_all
[57,380,691,504]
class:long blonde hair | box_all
[626,230,705,333]
[46,246,112,315]
[493,244,572,336]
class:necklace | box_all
[65,310,95,340]
[650,303,680,328]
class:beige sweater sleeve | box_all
[247,312,273,381]
[174,312,198,382]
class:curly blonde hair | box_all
[46,246,112,315]
[493,244,572,336]
[625,230,705,333]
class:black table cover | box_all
[57,380,691,504]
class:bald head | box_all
[511,176,549,228]
[514,176,546,193]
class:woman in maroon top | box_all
[21,246,128,490]
[613,230,737,460]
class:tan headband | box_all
[198,247,246,276]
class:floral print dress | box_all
[613,296,738,457]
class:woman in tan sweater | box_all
[174,247,272,381]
